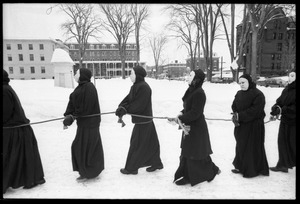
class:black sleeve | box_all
[126,84,151,114]
[3,89,14,123]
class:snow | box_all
[3,78,295,199]
[51,48,74,64]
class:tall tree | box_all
[198,4,222,81]
[99,4,135,79]
[219,4,238,81]
[246,4,286,81]
[130,4,150,65]
[149,34,168,78]
[49,4,102,69]
[166,4,200,71]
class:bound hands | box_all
[63,114,75,129]
[231,112,240,127]
[115,106,127,127]
[167,112,190,135]
[270,105,281,121]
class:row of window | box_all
[271,54,281,60]
[70,51,136,57]
[6,43,44,50]
[8,66,46,74]
[69,44,136,50]
[271,63,282,70]
[7,54,45,62]
[73,58,137,62]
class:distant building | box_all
[236,10,296,76]
[186,54,220,72]
[162,60,188,78]
[3,39,67,80]
[66,42,146,78]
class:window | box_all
[30,66,35,74]
[8,54,12,61]
[271,63,275,70]
[39,44,44,50]
[29,44,33,50]
[41,66,46,73]
[273,20,278,29]
[278,33,283,40]
[277,43,282,51]
[272,33,277,40]
[30,54,34,61]
[277,54,281,60]
[18,44,22,50]
[9,67,13,74]
[40,54,45,61]
[271,54,275,60]
[276,63,281,70]
[70,44,75,49]
[20,67,24,74]
[19,54,23,61]
[6,44,11,50]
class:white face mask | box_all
[74,69,80,83]
[288,71,296,84]
[187,71,195,85]
[239,77,249,91]
[130,69,136,83]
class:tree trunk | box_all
[251,29,258,81]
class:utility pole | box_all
[220,56,226,79]
[92,58,96,86]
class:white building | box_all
[3,39,68,80]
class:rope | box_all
[3,111,278,129]
[3,112,115,129]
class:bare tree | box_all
[197,4,222,81]
[99,4,135,79]
[130,4,150,65]
[48,4,102,69]
[219,4,241,81]
[166,4,200,71]
[246,4,286,81]
[149,34,168,78]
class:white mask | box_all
[74,69,80,83]
[130,69,136,83]
[187,71,195,85]
[288,71,296,84]
[239,77,249,91]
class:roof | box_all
[51,48,74,64]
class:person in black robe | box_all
[173,69,220,186]
[231,74,269,178]
[269,68,296,173]
[3,69,45,194]
[63,68,104,180]
[115,65,163,175]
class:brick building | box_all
[236,13,296,77]
[66,42,145,78]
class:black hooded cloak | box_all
[64,68,104,178]
[118,66,163,171]
[174,69,220,186]
[270,69,296,169]
[3,69,45,193]
[231,74,269,178]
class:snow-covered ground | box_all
[3,78,296,199]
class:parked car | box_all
[257,76,288,87]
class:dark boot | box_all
[120,168,138,175]
[146,164,164,172]
[175,177,190,186]
[269,166,288,173]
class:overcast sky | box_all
[3,3,243,67]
